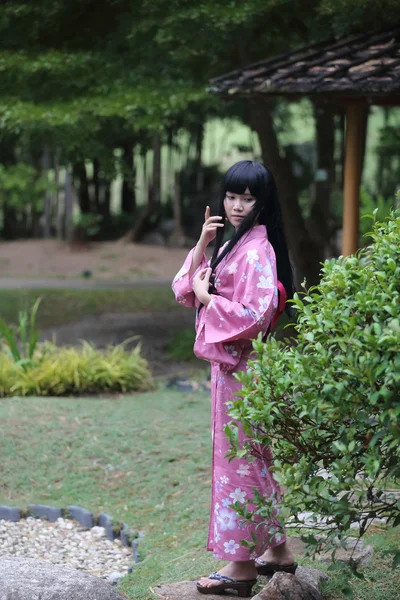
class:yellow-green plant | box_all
[0,298,41,369]
[0,340,153,397]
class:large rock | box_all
[0,557,127,600]
[154,567,328,600]
[253,571,325,600]
[155,580,255,599]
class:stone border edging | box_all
[0,504,141,566]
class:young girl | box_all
[172,160,297,597]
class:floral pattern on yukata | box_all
[171,225,286,560]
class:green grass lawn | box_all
[0,287,178,329]
[0,390,398,600]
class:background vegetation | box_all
[0,1,399,286]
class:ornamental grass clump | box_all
[0,340,153,397]
[226,209,400,565]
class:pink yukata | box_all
[172,225,286,560]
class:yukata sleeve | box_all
[203,243,278,343]
[171,247,208,308]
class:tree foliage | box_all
[226,208,400,564]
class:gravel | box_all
[0,517,134,584]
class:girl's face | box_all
[224,187,257,230]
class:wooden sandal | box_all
[196,572,257,597]
[255,558,298,576]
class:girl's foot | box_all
[257,541,294,566]
[255,541,297,575]
[197,561,257,590]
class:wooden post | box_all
[342,102,368,256]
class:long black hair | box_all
[210,160,294,309]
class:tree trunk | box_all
[54,151,63,240]
[152,133,161,208]
[169,172,185,247]
[247,98,324,287]
[73,160,91,213]
[0,135,17,239]
[123,134,162,243]
[93,158,100,213]
[101,181,111,218]
[64,169,74,243]
[2,206,18,240]
[42,147,52,238]
[194,120,205,192]
[121,142,136,214]
[308,102,336,254]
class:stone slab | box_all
[98,512,116,541]
[66,505,94,529]
[0,505,20,522]
[0,557,128,600]
[28,504,62,523]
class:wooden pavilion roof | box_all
[209,26,400,101]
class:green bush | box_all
[165,328,196,362]
[226,209,400,565]
[0,341,153,397]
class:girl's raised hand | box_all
[199,206,224,248]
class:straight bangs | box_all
[222,161,263,199]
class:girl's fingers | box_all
[206,216,223,223]
[203,268,212,282]
[196,267,212,280]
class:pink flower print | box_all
[263,264,272,276]
[258,296,271,312]
[220,476,229,484]
[241,273,248,283]
[177,295,187,305]
[236,464,250,477]
[229,488,247,503]
[223,344,238,357]
[216,508,237,532]
[261,466,268,477]
[215,531,221,542]
[228,262,238,274]
[224,539,240,555]
[222,497,232,508]
[246,249,259,265]
[257,274,274,289]
[215,277,221,289]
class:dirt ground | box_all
[0,240,206,378]
[0,239,190,281]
